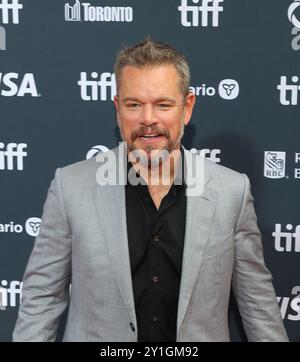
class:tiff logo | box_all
[273,224,300,252]
[178,0,224,27]
[0,0,23,24]
[65,0,81,21]
[78,72,116,101]
[0,142,27,171]
[0,25,5,50]
[264,151,286,179]
[0,280,22,309]
[277,76,300,105]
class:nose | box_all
[140,103,158,126]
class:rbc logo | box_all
[264,151,286,179]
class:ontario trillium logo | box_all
[218,79,239,99]
[25,217,41,237]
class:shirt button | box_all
[151,316,158,323]
[129,322,135,332]
[152,276,159,283]
[153,234,159,242]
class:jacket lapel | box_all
[92,143,137,324]
[176,148,218,334]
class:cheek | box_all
[162,114,184,134]
[121,108,140,122]
[119,115,139,135]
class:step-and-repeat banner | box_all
[0,0,299,341]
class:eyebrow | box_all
[122,97,176,104]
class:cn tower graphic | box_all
[65,0,81,21]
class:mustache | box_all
[131,126,170,141]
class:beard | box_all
[120,121,185,168]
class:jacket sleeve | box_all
[232,174,289,342]
[13,168,72,342]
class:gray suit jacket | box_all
[13,143,288,342]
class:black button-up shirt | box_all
[125,147,187,342]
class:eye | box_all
[126,103,141,109]
[158,103,172,109]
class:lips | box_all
[140,133,160,139]
[138,134,164,143]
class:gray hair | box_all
[114,37,190,97]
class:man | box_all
[13,39,288,342]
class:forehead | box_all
[118,64,181,97]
